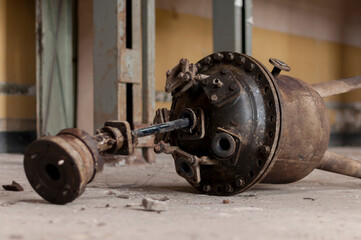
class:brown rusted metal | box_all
[260,74,330,183]
[312,76,361,98]
[158,52,360,195]
[24,129,103,204]
[2,181,24,192]
[24,51,361,204]
[317,151,361,178]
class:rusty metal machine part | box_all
[24,129,103,204]
[24,51,361,204]
[24,119,192,204]
[156,51,361,195]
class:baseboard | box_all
[0,131,37,153]
[329,132,361,146]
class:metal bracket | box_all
[201,69,241,107]
[165,58,198,97]
[103,121,134,155]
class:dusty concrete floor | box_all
[0,147,360,240]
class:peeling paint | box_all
[0,82,36,96]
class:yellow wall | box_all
[0,0,36,122]
[155,9,361,109]
[155,9,213,109]
[253,27,361,103]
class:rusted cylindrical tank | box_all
[160,52,358,195]
[261,75,330,183]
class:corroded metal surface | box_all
[261,75,330,183]
[312,76,361,98]
[164,52,281,195]
[24,51,361,204]
[24,129,102,204]
[317,151,361,178]
[158,51,360,195]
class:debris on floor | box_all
[222,199,230,204]
[141,197,168,212]
[124,203,137,208]
[153,196,170,201]
[303,197,316,201]
[117,194,130,199]
[2,181,24,191]
[106,190,117,195]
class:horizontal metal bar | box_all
[317,150,361,178]
[312,75,361,98]
[132,118,190,138]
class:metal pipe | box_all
[317,150,361,179]
[132,118,190,138]
[312,75,361,98]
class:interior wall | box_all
[155,0,361,145]
[0,0,36,152]
[155,0,213,109]
[76,0,361,144]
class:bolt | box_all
[183,73,190,81]
[154,144,164,153]
[179,58,187,65]
[260,145,270,156]
[237,56,246,65]
[107,139,116,145]
[226,52,234,61]
[203,184,212,192]
[213,52,224,61]
[246,63,255,72]
[235,178,245,187]
[178,72,184,79]
[166,70,172,76]
[213,78,224,88]
[221,68,228,74]
[225,184,233,193]
[203,56,211,64]
[210,94,218,102]
[229,82,238,91]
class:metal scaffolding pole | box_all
[213,0,252,55]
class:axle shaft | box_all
[132,118,190,138]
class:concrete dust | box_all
[0,148,360,240]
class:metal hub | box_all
[168,52,281,195]
[24,129,102,204]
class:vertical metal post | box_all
[243,0,252,55]
[93,0,155,163]
[93,0,121,131]
[141,0,156,163]
[213,0,252,55]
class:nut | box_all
[235,178,245,187]
[210,94,218,102]
[203,184,212,192]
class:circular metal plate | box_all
[169,52,281,195]
[24,137,86,204]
